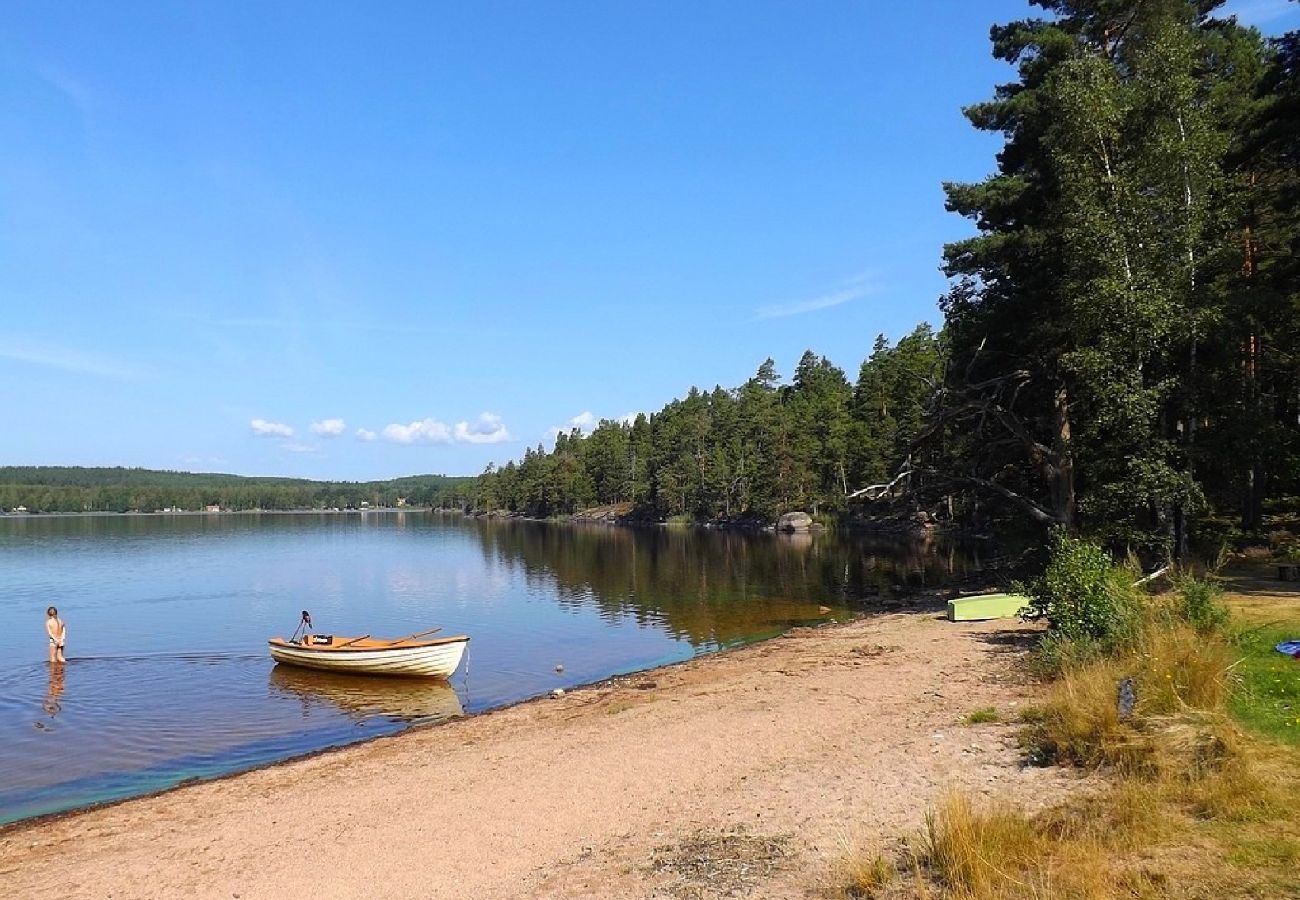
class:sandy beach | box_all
[0,608,1080,899]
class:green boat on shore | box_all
[946,592,1031,622]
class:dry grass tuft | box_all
[1025,619,1236,775]
[827,843,895,899]
[920,792,1048,897]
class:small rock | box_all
[550,688,565,699]
[554,663,565,673]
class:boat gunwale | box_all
[266,635,470,654]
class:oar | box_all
[336,634,372,648]
[382,627,442,645]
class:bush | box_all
[1174,574,1230,634]
[1022,530,1142,653]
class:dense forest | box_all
[0,467,471,514]
[474,1,1300,555]
[472,327,943,523]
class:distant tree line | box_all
[472,326,944,521]
[0,467,472,514]
[475,3,1300,556]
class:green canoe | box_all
[947,592,1031,622]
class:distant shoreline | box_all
[0,507,440,519]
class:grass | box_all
[827,569,1300,899]
[1230,621,1300,744]
[963,707,999,725]
[830,846,894,899]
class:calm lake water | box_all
[0,512,989,825]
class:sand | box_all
[0,609,1081,899]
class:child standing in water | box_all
[45,607,66,663]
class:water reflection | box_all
[269,666,465,723]
[464,519,988,648]
[42,664,65,720]
[0,512,998,824]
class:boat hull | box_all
[947,593,1030,622]
[268,637,468,678]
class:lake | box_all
[0,512,990,825]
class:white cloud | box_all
[756,273,878,320]
[453,412,512,444]
[379,413,512,445]
[382,418,452,444]
[250,418,294,438]
[356,428,378,442]
[310,417,346,437]
[618,411,643,426]
[546,411,597,440]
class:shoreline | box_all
[0,608,1079,899]
[0,624,812,833]
[0,507,426,519]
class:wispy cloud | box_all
[250,418,294,438]
[0,337,144,380]
[1222,0,1300,26]
[34,64,95,117]
[755,273,878,320]
[310,418,346,437]
[379,413,512,446]
[355,428,378,442]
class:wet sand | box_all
[0,609,1080,899]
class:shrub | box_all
[1022,530,1142,653]
[1173,574,1230,635]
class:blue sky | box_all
[3,1,1296,480]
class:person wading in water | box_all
[45,607,66,664]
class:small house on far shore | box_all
[205,504,221,513]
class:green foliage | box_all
[1174,574,1231,635]
[1023,531,1142,652]
[0,467,472,513]
[934,1,1300,551]
[473,330,946,524]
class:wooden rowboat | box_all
[267,632,469,678]
[946,593,1030,622]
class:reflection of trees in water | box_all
[465,520,988,648]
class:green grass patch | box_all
[964,707,1000,724]
[1231,622,1300,744]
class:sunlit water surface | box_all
[0,512,988,824]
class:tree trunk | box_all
[1051,382,1078,531]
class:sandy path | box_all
[0,610,1079,899]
